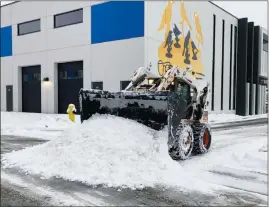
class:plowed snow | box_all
[2,115,216,192]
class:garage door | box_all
[58,61,83,114]
[22,65,41,113]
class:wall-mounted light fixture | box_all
[43,77,49,82]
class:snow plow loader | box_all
[79,61,212,160]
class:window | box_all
[221,19,225,111]
[23,74,29,82]
[229,24,233,110]
[18,19,41,36]
[211,14,216,111]
[92,82,103,90]
[59,70,83,80]
[120,81,130,90]
[23,72,41,82]
[263,39,268,52]
[263,33,268,52]
[233,26,238,110]
[54,9,83,28]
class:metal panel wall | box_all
[236,18,248,116]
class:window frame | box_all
[54,8,83,29]
[17,19,41,36]
[91,81,103,90]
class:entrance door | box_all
[6,85,13,111]
[22,65,41,113]
[58,61,83,114]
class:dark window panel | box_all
[54,9,83,28]
[120,81,130,90]
[67,71,74,79]
[33,73,41,81]
[92,81,103,90]
[59,70,83,80]
[23,74,28,82]
[18,19,41,36]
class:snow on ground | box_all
[1,111,267,140]
[1,112,80,139]
[2,113,268,196]
[180,125,268,196]
[2,114,220,193]
[1,112,268,198]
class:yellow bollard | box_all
[66,104,76,122]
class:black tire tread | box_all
[192,122,211,154]
[169,123,183,160]
[168,124,194,160]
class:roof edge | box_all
[209,1,238,19]
[1,1,20,8]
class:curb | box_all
[211,118,267,130]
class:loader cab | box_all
[174,79,192,104]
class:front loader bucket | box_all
[79,89,187,132]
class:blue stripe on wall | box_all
[0,26,12,57]
[91,1,144,44]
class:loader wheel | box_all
[169,124,194,160]
[192,123,212,154]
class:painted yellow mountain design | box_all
[158,1,204,78]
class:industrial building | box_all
[0,1,268,115]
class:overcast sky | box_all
[1,0,268,30]
[213,1,267,30]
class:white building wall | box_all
[1,1,144,113]
[3,1,260,116]
[0,2,12,27]
[0,57,13,111]
[257,27,268,114]
[261,27,268,78]
[261,50,268,77]
[91,38,145,92]
[144,1,237,114]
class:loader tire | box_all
[192,123,212,154]
[168,124,194,160]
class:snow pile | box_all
[1,112,80,139]
[259,144,267,152]
[1,111,267,139]
[208,113,267,124]
[2,114,217,192]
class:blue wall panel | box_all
[0,26,13,57]
[91,1,144,44]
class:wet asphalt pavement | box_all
[1,128,268,206]
[1,182,49,206]
[1,137,48,206]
